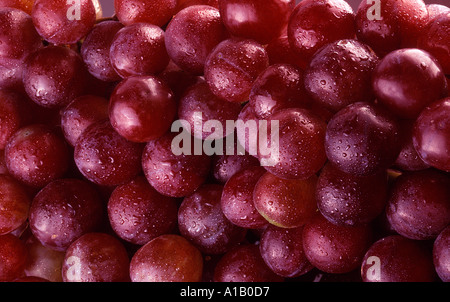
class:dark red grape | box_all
[107,176,178,246]
[114,0,177,27]
[219,0,295,44]
[23,45,88,108]
[0,234,27,281]
[413,97,450,172]
[80,20,124,82]
[109,75,177,143]
[258,108,327,180]
[165,4,229,75]
[204,37,269,103]
[433,226,450,282]
[253,171,318,229]
[372,48,448,119]
[31,0,96,45]
[302,213,373,274]
[259,225,314,278]
[386,169,450,241]
[130,234,203,282]
[212,149,260,184]
[74,120,143,187]
[316,162,388,227]
[178,184,247,255]
[355,0,429,56]
[177,81,242,140]
[221,166,268,229]
[324,102,401,176]
[213,244,284,282]
[60,95,109,147]
[304,39,379,112]
[249,63,312,119]
[5,124,70,188]
[0,175,31,235]
[62,233,130,282]
[29,178,104,251]
[109,23,169,78]
[142,131,211,198]
[288,0,356,66]
[361,235,436,282]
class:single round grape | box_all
[258,108,327,180]
[141,131,211,198]
[253,171,318,229]
[386,169,450,241]
[74,120,143,187]
[0,234,27,281]
[29,178,104,251]
[31,0,96,45]
[288,0,356,66]
[212,150,260,184]
[302,213,373,274]
[355,0,429,56]
[178,184,247,255]
[221,166,268,229]
[60,95,109,147]
[259,225,314,278]
[24,235,64,282]
[0,0,34,14]
[110,23,169,78]
[204,38,269,103]
[62,233,130,282]
[324,102,401,176]
[304,39,379,113]
[433,226,450,282]
[0,7,42,90]
[249,63,312,119]
[130,234,203,282]
[361,235,436,282]
[109,75,177,143]
[213,244,284,282]
[413,97,450,172]
[0,175,31,235]
[316,162,388,227]
[107,176,178,246]
[219,0,295,44]
[372,48,448,119]
[80,20,123,82]
[178,81,242,140]
[114,0,177,27]
[165,4,229,75]
[23,45,88,108]
[5,124,70,188]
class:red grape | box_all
[165,4,229,75]
[107,176,178,246]
[130,234,203,282]
[204,37,269,103]
[31,0,96,45]
[109,75,177,143]
[0,234,27,281]
[29,178,104,251]
[386,169,450,241]
[433,226,450,282]
[5,124,70,188]
[372,48,448,119]
[413,97,450,172]
[253,171,318,229]
[62,233,130,282]
[302,213,373,274]
[361,235,436,282]
[0,175,31,235]
[212,149,260,184]
[259,225,314,278]
[178,184,247,254]
[219,0,295,44]
[114,0,177,27]
[109,23,169,78]
[74,120,143,187]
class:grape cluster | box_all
[0,0,449,283]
